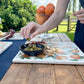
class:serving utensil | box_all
[0,34,10,41]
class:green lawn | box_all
[48,21,76,41]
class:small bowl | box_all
[20,43,45,56]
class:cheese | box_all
[0,31,5,37]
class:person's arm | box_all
[41,0,70,32]
[20,0,70,38]
[31,0,70,37]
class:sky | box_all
[31,0,57,7]
[31,0,80,11]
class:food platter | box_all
[13,42,84,65]
[0,33,24,41]
[8,33,24,40]
[0,42,13,54]
[0,29,24,40]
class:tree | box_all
[67,0,72,12]
[79,2,81,10]
[0,0,37,31]
[73,0,77,12]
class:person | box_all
[20,0,84,52]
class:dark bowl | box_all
[20,43,45,56]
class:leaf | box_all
[70,59,78,61]
[80,56,84,59]
[20,56,24,59]
[73,53,79,55]
[53,53,57,59]
[35,57,43,59]
[26,57,30,59]
[0,0,37,31]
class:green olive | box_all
[24,44,42,51]
[27,37,31,41]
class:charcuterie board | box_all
[0,42,13,54]
[12,42,84,65]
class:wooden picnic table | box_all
[0,33,84,84]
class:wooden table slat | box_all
[54,65,83,84]
[76,66,84,81]
[24,64,55,84]
[0,64,31,84]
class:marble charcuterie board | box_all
[0,33,24,41]
[12,42,84,65]
[0,42,13,54]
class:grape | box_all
[5,29,15,40]
[5,32,13,39]
[5,34,13,39]
[5,36,10,40]
[5,32,10,36]
[10,29,15,34]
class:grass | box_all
[48,21,76,41]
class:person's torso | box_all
[79,0,84,8]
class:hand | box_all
[73,9,84,24]
[20,21,43,39]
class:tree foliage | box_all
[67,0,78,12]
[0,0,37,31]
